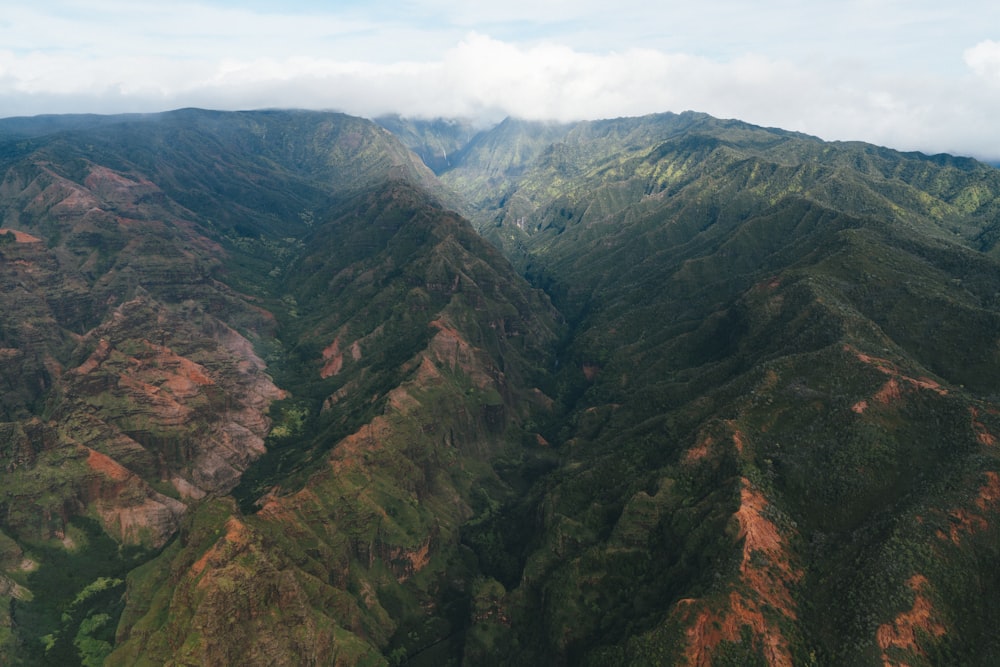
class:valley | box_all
[0,108,998,665]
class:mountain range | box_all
[0,107,998,666]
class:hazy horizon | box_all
[4,1,1000,160]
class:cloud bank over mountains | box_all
[3,1,1000,160]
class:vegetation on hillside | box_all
[0,108,998,665]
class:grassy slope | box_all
[439,112,1000,665]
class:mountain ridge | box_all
[0,107,998,665]
[415,110,1000,664]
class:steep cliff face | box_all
[0,110,560,665]
[107,178,560,665]
[0,144,286,546]
[0,112,390,663]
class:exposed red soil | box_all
[387,386,421,414]
[320,337,344,378]
[939,509,989,545]
[876,574,946,666]
[73,338,216,402]
[329,417,394,474]
[682,434,714,464]
[846,346,948,414]
[414,356,443,384]
[873,378,903,404]
[936,471,1000,545]
[47,181,101,214]
[975,471,1000,511]
[144,341,212,375]
[139,340,216,396]
[85,446,133,482]
[116,374,191,425]
[731,428,746,455]
[681,592,795,667]
[736,480,802,611]
[392,540,432,583]
[84,445,185,546]
[256,494,297,524]
[70,305,284,499]
[73,339,113,375]
[0,228,42,243]
[190,516,253,582]
[970,407,997,446]
[910,377,947,395]
[679,478,801,666]
[428,318,493,387]
[83,165,154,192]
[684,422,747,464]
[683,606,726,667]
[429,318,460,338]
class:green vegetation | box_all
[9,519,151,666]
[0,108,999,665]
[435,111,1000,664]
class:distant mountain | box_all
[0,108,998,666]
[0,113,156,141]
[374,115,483,174]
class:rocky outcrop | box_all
[876,575,946,666]
[677,478,802,667]
[61,295,284,498]
[83,447,186,548]
[0,148,288,557]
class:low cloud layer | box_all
[3,2,1000,160]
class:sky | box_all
[3,1,1000,159]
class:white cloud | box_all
[965,40,1000,83]
[2,3,1000,159]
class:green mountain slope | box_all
[442,112,1000,265]
[1,107,999,666]
[0,109,559,666]
[108,179,560,666]
[436,112,1000,665]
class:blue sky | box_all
[3,0,1000,159]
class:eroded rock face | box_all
[83,447,186,548]
[0,153,287,551]
[675,478,802,667]
[103,174,562,666]
[63,296,284,499]
[111,292,553,665]
[2,115,513,666]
